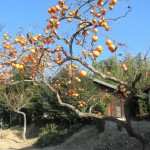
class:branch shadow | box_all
[3,137,22,143]
[18,142,38,150]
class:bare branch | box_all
[107,7,132,21]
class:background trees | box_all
[93,53,150,115]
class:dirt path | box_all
[0,138,37,150]
[0,121,150,150]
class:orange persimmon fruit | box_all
[92,36,98,42]
[80,70,87,77]
[93,51,100,57]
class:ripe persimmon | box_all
[69,12,73,16]
[19,65,24,70]
[3,34,8,37]
[96,13,101,18]
[5,36,9,40]
[52,14,59,19]
[30,49,36,54]
[102,22,107,27]
[80,70,87,77]
[97,1,104,6]
[82,50,86,54]
[49,18,54,23]
[92,28,98,33]
[92,19,97,24]
[51,7,56,13]
[92,36,98,42]
[44,29,49,34]
[93,51,100,57]
[62,5,68,11]
[110,0,117,5]
[108,44,116,52]
[15,64,20,69]
[55,5,61,11]
[105,26,110,31]
[121,63,128,71]
[85,30,90,35]
[88,52,93,57]
[68,18,72,22]
[90,9,94,14]
[76,41,82,45]
[101,9,107,15]
[98,19,102,25]
[101,17,106,22]
[59,0,64,5]
[48,8,52,13]
[46,62,51,67]
[106,39,112,45]
[96,45,103,52]
[109,5,114,10]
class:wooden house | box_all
[142,85,150,110]
[93,78,125,118]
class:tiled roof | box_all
[93,78,117,90]
[142,85,150,93]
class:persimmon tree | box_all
[0,0,150,147]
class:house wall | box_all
[94,82,125,118]
[105,99,125,118]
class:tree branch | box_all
[107,7,132,21]
[132,73,142,88]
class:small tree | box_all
[1,84,32,141]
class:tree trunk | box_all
[55,91,149,149]
[124,94,133,125]
[16,111,26,141]
[9,112,12,126]
[124,94,149,148]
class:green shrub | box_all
[3,123,10,130]
[37,123,63,147]
[37,122,83,147]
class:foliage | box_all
[139,99,149,114]
[93,54,150,88]
[93,54,150,114]
[23,83,52,122]
[37,124,60,147]
[37,122,83,147]
[52,67,111,114]
[0,97,9,118]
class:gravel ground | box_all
[41,121,150,150]
[0,121,150,150]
